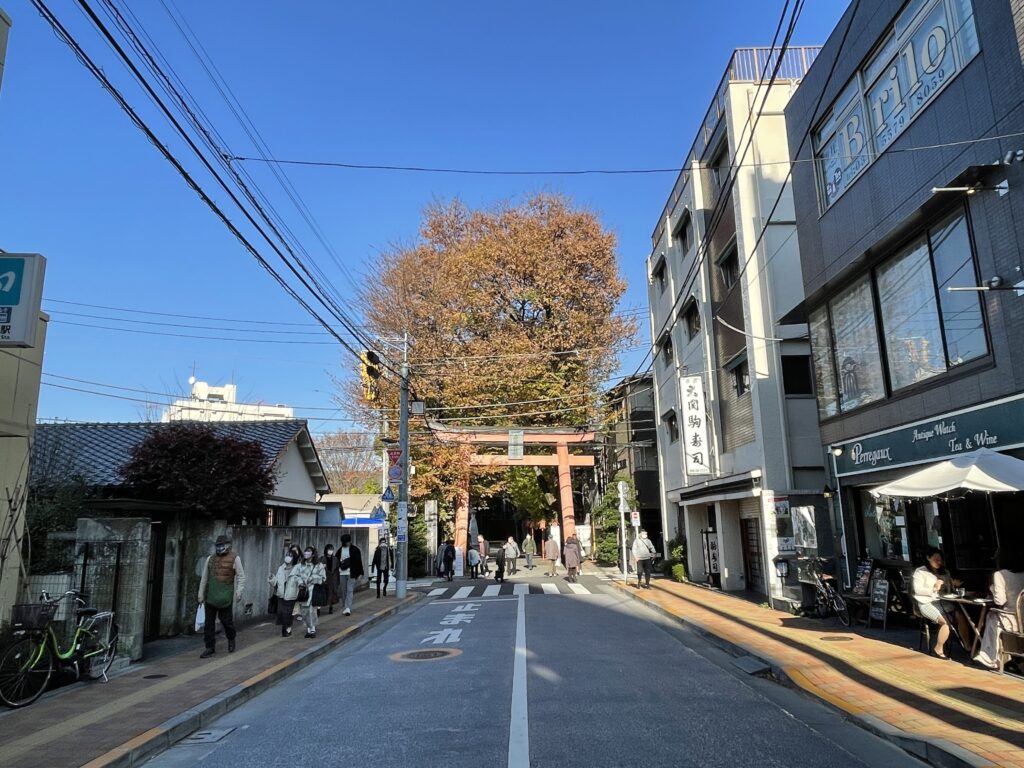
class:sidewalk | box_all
[0,594,418,768]
[612,573,1024,768]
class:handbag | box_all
[312,583,328,607]
[267,594,278,615]
[297,585,309,603]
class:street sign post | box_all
[618,481,629,585]
[381,486,395,502]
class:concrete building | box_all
[0,6,50,628]
[786,0,1024,588]
[162,379,294,422]
[647,47,830,606]
[603,373,662,551]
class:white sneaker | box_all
[343,608,351,616]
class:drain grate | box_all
[181,728,235,745]
[819,636,854,642]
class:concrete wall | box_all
[0,316,47,628]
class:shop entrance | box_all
[741,517,765,594]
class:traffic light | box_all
[360,350,381,401]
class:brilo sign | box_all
[0,254,46,348]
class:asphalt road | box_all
[145,573,920,768]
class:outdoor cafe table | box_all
[939,594,993,657]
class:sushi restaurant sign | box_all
[834,395,1024,477]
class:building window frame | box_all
[659,332,675,367]
[718,244,739,290]
[663,411,680,444]
[725,353,751,397]
[652,257,667,294]
[683,298,702,340]
[673,211,694,256]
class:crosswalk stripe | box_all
[452,586,475,599]
[428,588,447,597]
[482,584,502,597]
[541,583,559,595]
[513,583,529,596]
[568,583,590,595]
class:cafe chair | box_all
[996,589,1024,674]
[911,600,932,653]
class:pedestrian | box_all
[337,533,364,616]
[564,534,582,583]
[544,533,560,577]
[521,532,537,570]
[494,543,506,583]
[322,543,341,614]
[467,546,481,579]
[269,549,301,637]
[632,529,657,589]
[477,534,490,575]
[287,545,305,625]
[503,536,520,575]
[442,539,456,582]
[371,539,393,598]
[294,546,326,638]
[197,534,245,658]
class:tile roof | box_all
[31,420,309,488]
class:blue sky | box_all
[0,0,846,432]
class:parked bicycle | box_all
[0,590,118,708]
[805,556,851,627]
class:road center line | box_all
[507,591,530,768]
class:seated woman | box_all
[911,547,971,659]
[974,548,1024,670]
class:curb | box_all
[81,595,422,768]
[609,580,993,768]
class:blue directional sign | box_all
[381,486,395,502]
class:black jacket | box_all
[371,545,393,572]
[340,545,365,579]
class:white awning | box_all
[870,448,1024,497]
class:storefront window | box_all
[809,308,839,419]
[831,278,886,411]
[946,496,996,571]
[930,213,987,365]
[860,492,910,562]
[877,236,946,389]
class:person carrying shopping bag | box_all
[294,546,326,638]
[269,551,301,637]
[197,534,246,658]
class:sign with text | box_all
[387,448,402,466]
[680,375,711,476]
[770,497,795,554]
[508,430,524,461]
[0,254,46,348]
[834,395,1024,476]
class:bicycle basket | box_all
[10,603,57,631]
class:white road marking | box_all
[452,586,475,600]
[483,585,502,597]
[507,591,530,768]
[513,583,529,596]
[541,583,559,595]
[568,583,590,595]
[427,588,447,597]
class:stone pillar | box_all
[556,443,577,540]
[453,477,470,563]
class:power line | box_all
[42,298,330,326]
[48,319,339,344]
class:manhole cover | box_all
[181,728,235,745]
[143,674,168,679]
[819,636,854,642]
[389,648,462,662]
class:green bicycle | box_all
[0,589,119,708]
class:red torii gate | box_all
[430,426,596,557]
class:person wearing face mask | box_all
[371,539,393,598]
[269,549,302,637]
[337,533,365,616]
[197,534,246,658]
[294,546,326,638]
[322,544,341,614]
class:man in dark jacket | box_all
[442,539,456,582]
[337,533,364,615]
[370,539,394,598]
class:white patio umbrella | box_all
[870,448,1024,497]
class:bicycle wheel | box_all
[832,595,851,627]
[0,635,53,707]
[83,617,119,681]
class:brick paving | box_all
[0,595,413,768]
[621,577,1024,768]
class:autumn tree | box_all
[120,424,276,524]
[351,193,635,520]
[316,431,381,494]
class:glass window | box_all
[664,412,679,444]
[732,359,750,397]
[815,100,871,208]
[830,277,886,411]
[929,212,986,365]
[719,247,739,289]
[660,334,674,367]
[654,262,666,293]
[684,300,701,340]
[674,215,693,255]
[781,355,814,396]
[860,492,911,563]
[877,236,946,389]
[809,308,839,419]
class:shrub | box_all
[671,563,687,583]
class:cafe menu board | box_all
[852,559,872,595]
[868,576,889,630]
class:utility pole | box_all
[396,332,410,599]
[618,480,629,585]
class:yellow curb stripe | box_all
[68,597,416,768]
